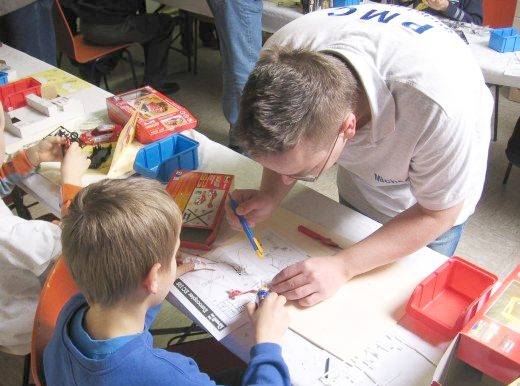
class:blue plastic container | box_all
[134,133,199,183]
[0,72,8,85]
[489,28,520,53]
[333,0,360,6]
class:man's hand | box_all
[61,142,90,186]
[225,189,278,231]
[246,292,289,344]
[426,0,449,11]
[26,136,68,167]
[270,256,351,307]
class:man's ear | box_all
[142,262,162,295]
[340,113,356,141]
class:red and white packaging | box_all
[456,265,520,384]
[106,86,197,144]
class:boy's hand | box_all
[26,136,68,167]
[246,292,289,344]
[61,142,90,186]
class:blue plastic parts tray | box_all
[333,0,361,6]
[0,72,8,86]
[134,133,199,183]
[489,28,520,53]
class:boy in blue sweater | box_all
[43,177,291,386]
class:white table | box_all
[1,43,450,385]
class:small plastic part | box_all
[25,94,58,116]
[256,287,270,305]
[133,133,199,183]
[80,123,123,145]
[0,72,8,86]
[0,77,42,111]
[489,27,520,53]
[406,256,497,340]
[333,0,361,6]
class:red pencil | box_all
[297,225,341,249]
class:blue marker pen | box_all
[229,197,264,258]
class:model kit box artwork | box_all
[106,86,197,144]
[166,171,234,250]
[457,265,520,384]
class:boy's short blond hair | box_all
[61,178,182,306]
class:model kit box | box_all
[457,265,520,384]
[106,86,197,144]
[166,171,234,250]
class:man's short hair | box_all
[235,46,361,156]
[61,178,182,306]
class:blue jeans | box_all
[339,196,464,257]
[4,0,57,66]
[206,0,263,127]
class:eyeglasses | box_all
[285,133,340,183]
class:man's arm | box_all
[341,201,463,277]
[260,167,295,205]
[271,201,463,306]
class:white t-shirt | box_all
[264,4,492,225]
[0,201,61,354]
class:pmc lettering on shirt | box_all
[328,7,433,34]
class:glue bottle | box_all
[256,286,270,306]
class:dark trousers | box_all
[3,0,57,66]
[81,13,174,88]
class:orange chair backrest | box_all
[31,256,79,386]
[483,0,516,28]
[52,0,78,60]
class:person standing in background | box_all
[0,0,57,65]
[206,0,263,150]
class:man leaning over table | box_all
[225,4,492,307]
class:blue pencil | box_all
[229,197,264,258]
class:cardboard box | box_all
[166,171,234,250]
[106,87,197,144]
[457,265,520,384]
[5,96,84,138]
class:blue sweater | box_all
[44,294,291,386]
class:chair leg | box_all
[11,187,32,220]
[103,75,109,91]
[22,354,30,386]
[193,16,198,75]
[503,162,513,184]
[57,52,63,68]
[89,62,99,86]
[123,49,139,89]
[493,85,499,142]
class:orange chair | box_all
[483,0,516,28]
[52,0,138,90]
[30,257,79,386]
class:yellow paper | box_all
[31,69,91,96]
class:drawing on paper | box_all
[172,229,311,339]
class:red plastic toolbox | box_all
[406,256,497,340]
[0,77,41,111]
